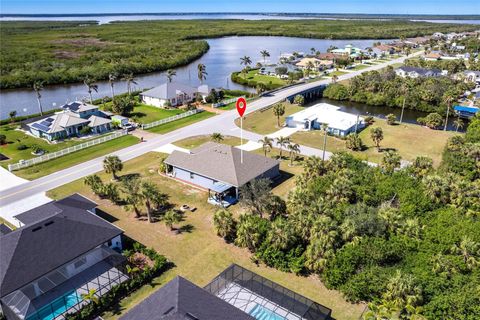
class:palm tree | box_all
[108,73,117,102]
[126,264,140,277]
[84,174,103,196]
[240,56,252,79]
[9,110,17,124]
[273,103,285,127]
[83,76,98,104]
[310,47,316,55]
[103,155,123,180]
[453,117,464,132]
[197,64,207,84]
[122,73,138,95]
[370,127,384,151]
[382,270,422,314]
[260,50,270,64]
[451,236,479,270]
[210,132,224,142]
[164,209,181,232]
[213,208,236,241]
[33,81,44,116]
[287,143,300,166]
[141,181,160,223]
[121,176,143,218]
[276,136,290,160]
[381,151,402,174]
[166,69,176,83]
[258,136,274,157]
[267,218,295,250]
[81,289,99,304]
[443,92,455,131]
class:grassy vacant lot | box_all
[329,70,348,77]
[13,135,139,180]
[146,111,215,134]
[236,102,304,135]
[174,135,242,149]
[350,64,369,71]
[127,104,184,124]
[2,20,474,89]
[246,69,287,86]
[291,118,457,165]
[47,152,364,320]
[0,124,123,168]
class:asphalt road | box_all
[0,52,421,206]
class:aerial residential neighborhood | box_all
[0,2,479,320]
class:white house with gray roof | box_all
[164,142,280,207]
[140,82,199,108]
[27,101,112,141]
[395,66,443,78]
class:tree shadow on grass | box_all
[177,224,195,234]
[128,111,147,119]
[118,173,141,182]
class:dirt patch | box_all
[50,37,115,48]
[53,50,83,59]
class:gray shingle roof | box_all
[397,66,442,76]
[0,224,12,236]
[140,82,197,100]
[0,194,122,297]
[164,142,280,187]
[88,115,112,127]
[119,276,254,320]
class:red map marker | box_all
[236,97,247,117]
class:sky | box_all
[1,0,479,15]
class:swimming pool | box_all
[26,290,80,320]
[249,304,286,320]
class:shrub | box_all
[16,144,28,150]
[323,83,349,100]
[293,94,305,106]
[0,134,6,145]
[364,116,374,125]
[386,113,396,125]
[79,126,92,135]
[345,133,363,151]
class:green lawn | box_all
[13,135,139,180]
[235,102,304,135]
[146,111,215,134]
[0,124,117,168]
[174,135,242,149]
[129,104,185,124]
[329,70,348,77]
[291,118,458,166]
[47,152,365,320]
[244,69,287,87]
[351,64,369,71]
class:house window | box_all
[74,257,87,269]
[190,172,194,179]
[107,240,112,247]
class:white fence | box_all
[141,109,203,129]
[212,96,246,108]
[8,131,127,171]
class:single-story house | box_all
[140,82,198,108]
[372,44,396,56]
[295,58,333,70]
[285,103,365,137]
[259,64,300,78]
[27,101,112,141]
[164,142,280,207]
[0,194,127,320]
[463,70,480,83]
[395,66,443,78]
[424,52,443,61]
[120,264,332,320]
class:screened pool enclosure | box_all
[204,264,332,320]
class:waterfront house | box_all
[164,142,280,207]
[259,64,300,78]
[140,82,198,108]
[454,105,479,119]
[27,101,112,141]
[295,58,333,70]
[395,66,443,78]
[372,44,396,57]
[285,103,365,137]
[0,194,127,320]
[120,264,332,320]
[331,44,363,58]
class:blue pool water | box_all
[249,304,286,320]
[27,290,80,320]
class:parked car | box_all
[123,123,136,132]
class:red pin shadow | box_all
[236,97,247,117]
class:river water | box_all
[0,36,384,119]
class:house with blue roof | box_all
[454,105,479,119]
